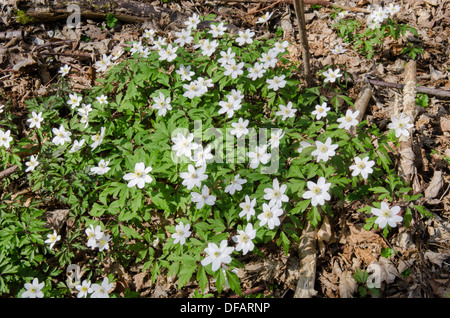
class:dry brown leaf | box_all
[318,269,338,296]
[339,222,387,265]
[425,170,444,199]
[338,270,357,298]
[424,251,450,267]
[440,117,450,132]
[423,0,439,5]
[133,271,152,292]
[399,147,416,179]
[430,278,450,298]
[393,228,416,251]
[152,284,168,298]
[43,209,70,233]
[366,258,400,288]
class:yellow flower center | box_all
[319,145,328,152]
[312,186,321,195]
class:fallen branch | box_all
[11,187,32,200]
[33,40,77,52]
[0,165,19,179]
[247,0,284,15]
[348,83,373,135]
[398,60,418,186]
[21,0,371,24]
[18,0,185,24]
[354,84,373,123]
[353,77,450,100]
[39,51,91,60]
[293,214,321,298]
[219,0,371,13]
[229,285,266,298]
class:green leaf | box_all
[118,210,136,222]
[106,13,118,28]
[130,191,143,213]
[120,224,142,239]
[287,165,304,179]
[369,186,391,200]
[214,266,226,294]
[413,205,432,218]
[381,247,396,258]
[167,261,180,279]
[90,203,106,217]
[306,163,318,179]
[225,269,241,296]
[307,205,321,228]
[149,191,171,212]
[177,261,197,289]
[197,265,208,293]
[291,199,310,215]
[277,231,290,255]
[353,268,368,284]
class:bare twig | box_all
[351,77,450,100]
[33,40,77,52]
[247,0,284,15]
[0,30,23,41]
[293,0,312,82]
[11,187,32,200]
[229,285,266,298]
[39,51,91,60]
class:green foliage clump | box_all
[0,10,430,298]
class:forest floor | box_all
[0,0,449,298]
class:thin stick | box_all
[352,77,450,100]
[229,285,266,298]
[293,0,312,81]
[247,0,283,15]
[39,51,91,60]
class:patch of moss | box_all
[15,10,35,25]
